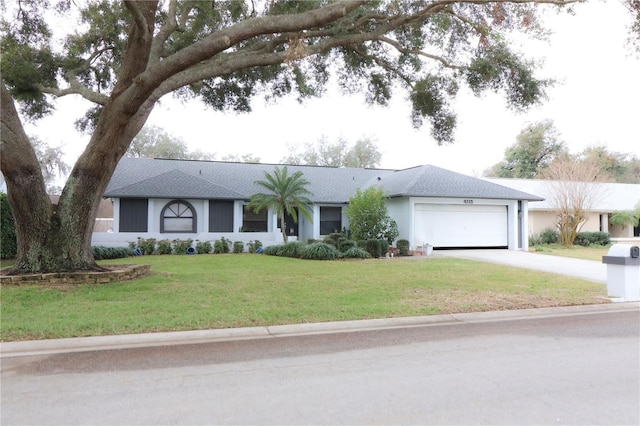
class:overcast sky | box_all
[23,1,640,177]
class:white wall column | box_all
[148,199,156,232]
[507,200,518,250]
[202,200,210,233]
[600,213,609,233]
[112,199,120,232]
[234,201,244,233]
[312,205,320,240]
[521,200,530,251]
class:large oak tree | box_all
[1,0,596,273]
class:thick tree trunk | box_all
[0,83,145,273]
[0,3,159,274]
[1,83,57,273]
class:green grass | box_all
[0,259,14,269]
[0,254,608,341]
[531,245,609,261]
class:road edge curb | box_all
[2,302,638,358]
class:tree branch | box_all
[377,36,466,70]
[150,0,183,62]
[136,1,366,92]
[124,1,151,40]
[36,83,109,105]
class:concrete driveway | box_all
[437,249,607,284]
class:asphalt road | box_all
[2,309,639,425]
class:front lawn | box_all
[0,254,608,341]
[531,245,609,261]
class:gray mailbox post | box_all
[602,244,640,301]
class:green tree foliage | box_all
[31,137,69,194]
[346,186,398,243]
[220,153,261,163]
[579,145,640,184]
[0,192,17,259]
[126,125,215,160]
[0,0,596,273]
[0,136,69,194]
[248,166,313,243]
[283,136,383,168]
[485,119,567,178]
[343,138,383,168]
[610,202,640,230]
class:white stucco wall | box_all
[94,198,350,248]
[95,197,530,250]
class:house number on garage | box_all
[463,199,474,204]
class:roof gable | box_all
[107,168,244,199]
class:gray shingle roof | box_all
[104,158,543,202]
[376,165,544,200]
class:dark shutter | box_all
[209,200,234,232]
[120,198,148,232]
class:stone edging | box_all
[0,264,151,286]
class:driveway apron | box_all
[437,249,607,284]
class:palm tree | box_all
[609,203,640,234]
[248,166,314,243]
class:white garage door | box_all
[414,204,508,248]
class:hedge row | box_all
[263,241,371,260]
[530,228,611,247]
[129,237,263,255]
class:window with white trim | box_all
[161,200,196,232]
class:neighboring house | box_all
[92,158,544,251]
[484,178,640,240]
[49,195,114,233]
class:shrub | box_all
[246,240,263,253]
[137,237,156,255]
[0,193,17,259]
[92,246,130,260]
[172,238,193,255]
[342,246,371,259]
[396,239,410,256]
[279,241,306,258]
[365,239,382,258]
[233,241,245,253]
[263,244,284,256]
[300,243,340,260]
[338,238,356,253]
[347,186,397,242]
[529,233,542,247]
[379,239,389,256]
[574,231,610,247]
[591,232,611,246]
[195,240,212,254]
[156,239,173,255]
[539,228,559,245]
[322,235,337,247]
[326,232,345,246]
[214,237,231,254]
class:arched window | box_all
[161,200,196,233]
